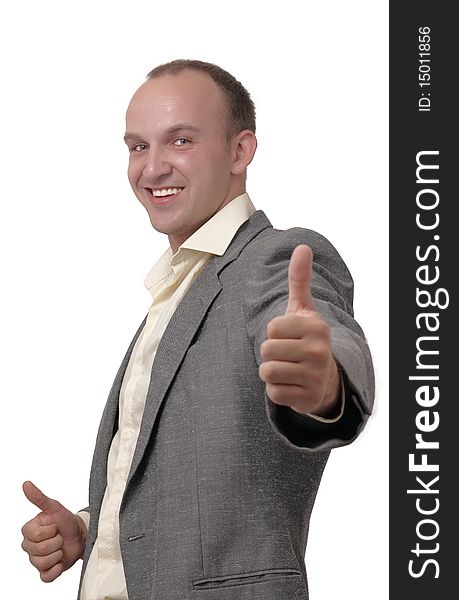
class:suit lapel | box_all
[125,210,272,489]
[89,316,147,510]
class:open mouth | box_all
[147,187,184,198]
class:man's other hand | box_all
[259,244,341,418]
[21,480,87,582]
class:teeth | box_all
[151,187,182,197]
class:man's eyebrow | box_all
[123,123,201,143]
[123,132,142,144]
[165,123,201,135]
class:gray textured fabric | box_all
[77,211,374,600]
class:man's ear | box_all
[231,130,257,175]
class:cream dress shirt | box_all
[79,193,256,600]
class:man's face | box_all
[125,70,240,252]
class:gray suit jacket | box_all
[78,211,374,600]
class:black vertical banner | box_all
[390,3,456,598]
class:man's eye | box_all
[132,143,146,152]
[174,138,190,146]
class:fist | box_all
[21,481,87,582]
[259,245,341,417]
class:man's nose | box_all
[142,148,172,180]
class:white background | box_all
[1,1,388,598]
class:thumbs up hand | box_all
[21,481,87,582]
[259,245,341,417]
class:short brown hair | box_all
[146,59,256,140]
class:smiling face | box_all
[125,70,255,253]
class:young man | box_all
[21,60,374,600]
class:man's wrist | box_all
[307,361,345,422]
[75,513,89,557]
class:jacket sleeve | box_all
[243,227,375,451]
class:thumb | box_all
[23,480,57,513]
[285,245,315,314]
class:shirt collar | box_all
[181,192,256,256]
[144,193,256,293]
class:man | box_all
[21,60,374,599]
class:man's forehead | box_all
[126,71,228,130]
[130,70,222,106]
